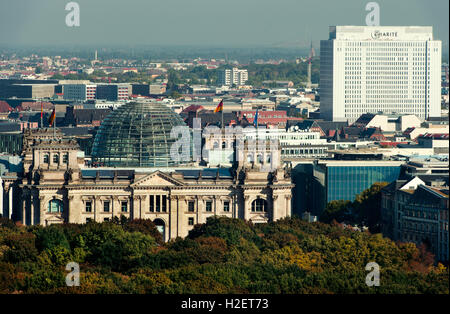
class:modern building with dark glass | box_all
[91,101,190,167]
[309,160,404,216]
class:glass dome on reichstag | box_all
[92,101,189,167]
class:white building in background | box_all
[82,100,127,110]
[218,68,248,86]
[243,127,329,160]
[243,127,326,146]
[320,26,442,122]
[232,68,248,86]
[204,127,328,166]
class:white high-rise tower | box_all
[320,26,442,122]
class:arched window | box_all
[48,199,63,213]
[43,154,49,164]
[247,153,254,163]
[53,154,60,164]
[251,198,267,212]
[222,141,226,149]
[213,141,219,149]
[153,218,166,240]
[257,154,263,164]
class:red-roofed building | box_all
[0,100,13,112]
[403,126,449,140]
[417,133,449,154]
[238,110,292,127]
[419,133,449,140]
[181,105,205,115]
[20,101,53,111]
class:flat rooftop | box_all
[329,26,434,41]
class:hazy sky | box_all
[0,0,448,48]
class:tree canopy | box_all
[320,182,389,233]
[0,215,447,294]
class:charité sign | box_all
[371,30,398,40]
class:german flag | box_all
[48,108,56,126]
[214,100,223,113]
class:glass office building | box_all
[311,160,404,216]
[326,165,401,202]
[0,133,23,155]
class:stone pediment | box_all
[249,214,269,223]
[45,215,64,226]
[131,171,184,187]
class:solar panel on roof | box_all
[81,170,96,177]
[218,168,232,177]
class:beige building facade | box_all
[16,129,294,241]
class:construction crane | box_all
[307,41,315,89]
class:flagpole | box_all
[221,101,224,165]
[40,100,43,129]
[221,107,224,133]
[255,108,259,140]
[220,99,224,133]
[53,106,56,138]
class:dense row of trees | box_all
[245,60,319,87]
[51,70,152,84]
[1,47,313,63]
[50,59,320,90]
[0,215,447,294]
[167,60,320,89]
[320,182,389,233]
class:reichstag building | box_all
[5,102,294,241]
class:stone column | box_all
[94,196,99,222]
[112,196,119,220]
[272,194,279,221]
[214,196,217,215]
[68,195,75,223]
[21,193,26,225]
[177,196,185,238]
[286,195,292,217]
[165,195,169,214]
[30,194,34,226]
[233,193,237,219]
[244,195,250,221]
[140,195,147,219]
[169,195,178,240]
[132,196,139,220]
[39,196,46,226]
[9,185,13,220]
[197,196,205,224]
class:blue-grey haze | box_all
[0,0,448,51]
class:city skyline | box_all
[0,0,448,51]
[0,0,448,298]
